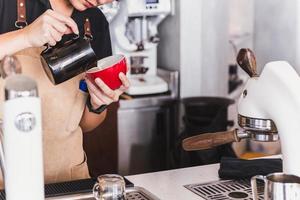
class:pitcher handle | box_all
[251,175,267,200]
[93,182,100,200]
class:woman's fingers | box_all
[48,28,62,45]
[46,10,79,34]
[86,78,116,103]
[94,78,118,101]
[85,72,130,108]
[46,16,69,34]
[45,29,57,46]
[86,79,109,104]
[86,79,104,99]
[24,9,78,48]
[89,93,105,108]
[119,72,130,89]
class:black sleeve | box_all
[0,0,3,15]
[0,0,17,34]
[0,0,48,34]
[0,1,3,30]
[87,8,113,60]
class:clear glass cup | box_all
[93,174,126,200]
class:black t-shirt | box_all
[0,0,112,60]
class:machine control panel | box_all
[127,0,171,16]
[146,0,158,10]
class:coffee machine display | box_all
[104,0,172,95]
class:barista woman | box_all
[0,0,129,187]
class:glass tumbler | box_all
[93,174,126,200]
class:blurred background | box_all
[83,0,297,177]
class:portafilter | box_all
[182,48,279,152]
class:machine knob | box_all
[236,48,258,77]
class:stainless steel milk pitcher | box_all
[40,18,96,85]
[251,173,300,200]
[40,36,97,85]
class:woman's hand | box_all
[22,9,78,47]
[85,72,130,109]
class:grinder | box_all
[0,56,44,200]
[183,48,300,177]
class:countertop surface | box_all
[126,163,220,200]
[126,155,280,200]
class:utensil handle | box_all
[182,129,240,151]
[93,183,100,200]
[251,175,267,200]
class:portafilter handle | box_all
[182,129,250,151]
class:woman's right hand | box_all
[22,9,79,47]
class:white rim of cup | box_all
[88,55,125,73]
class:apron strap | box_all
[15,0,28,29]
[84,18,93,40]
[14,0,93,40]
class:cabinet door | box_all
[118,106,170,175]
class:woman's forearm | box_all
[80,106,107,133]
[0,29,31,59]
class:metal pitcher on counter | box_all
[0,56,44,200]
[251,173,300,200]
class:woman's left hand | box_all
[85,72,130,109]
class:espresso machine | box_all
[183,48,300,177]
[107,0,172,95]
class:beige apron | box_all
[0,47,90,188]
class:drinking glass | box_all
[93,174,126,200]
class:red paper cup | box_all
[86,55,127,90]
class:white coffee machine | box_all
[101,0,172,95]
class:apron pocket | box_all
[70,153,90,180]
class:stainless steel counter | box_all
[117,69,180,175]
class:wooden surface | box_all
[83,102,119,177]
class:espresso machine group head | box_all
[237,48,300,176]
[183,48,300,177]
[236,49,279,142]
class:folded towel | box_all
[218,157,282,179]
